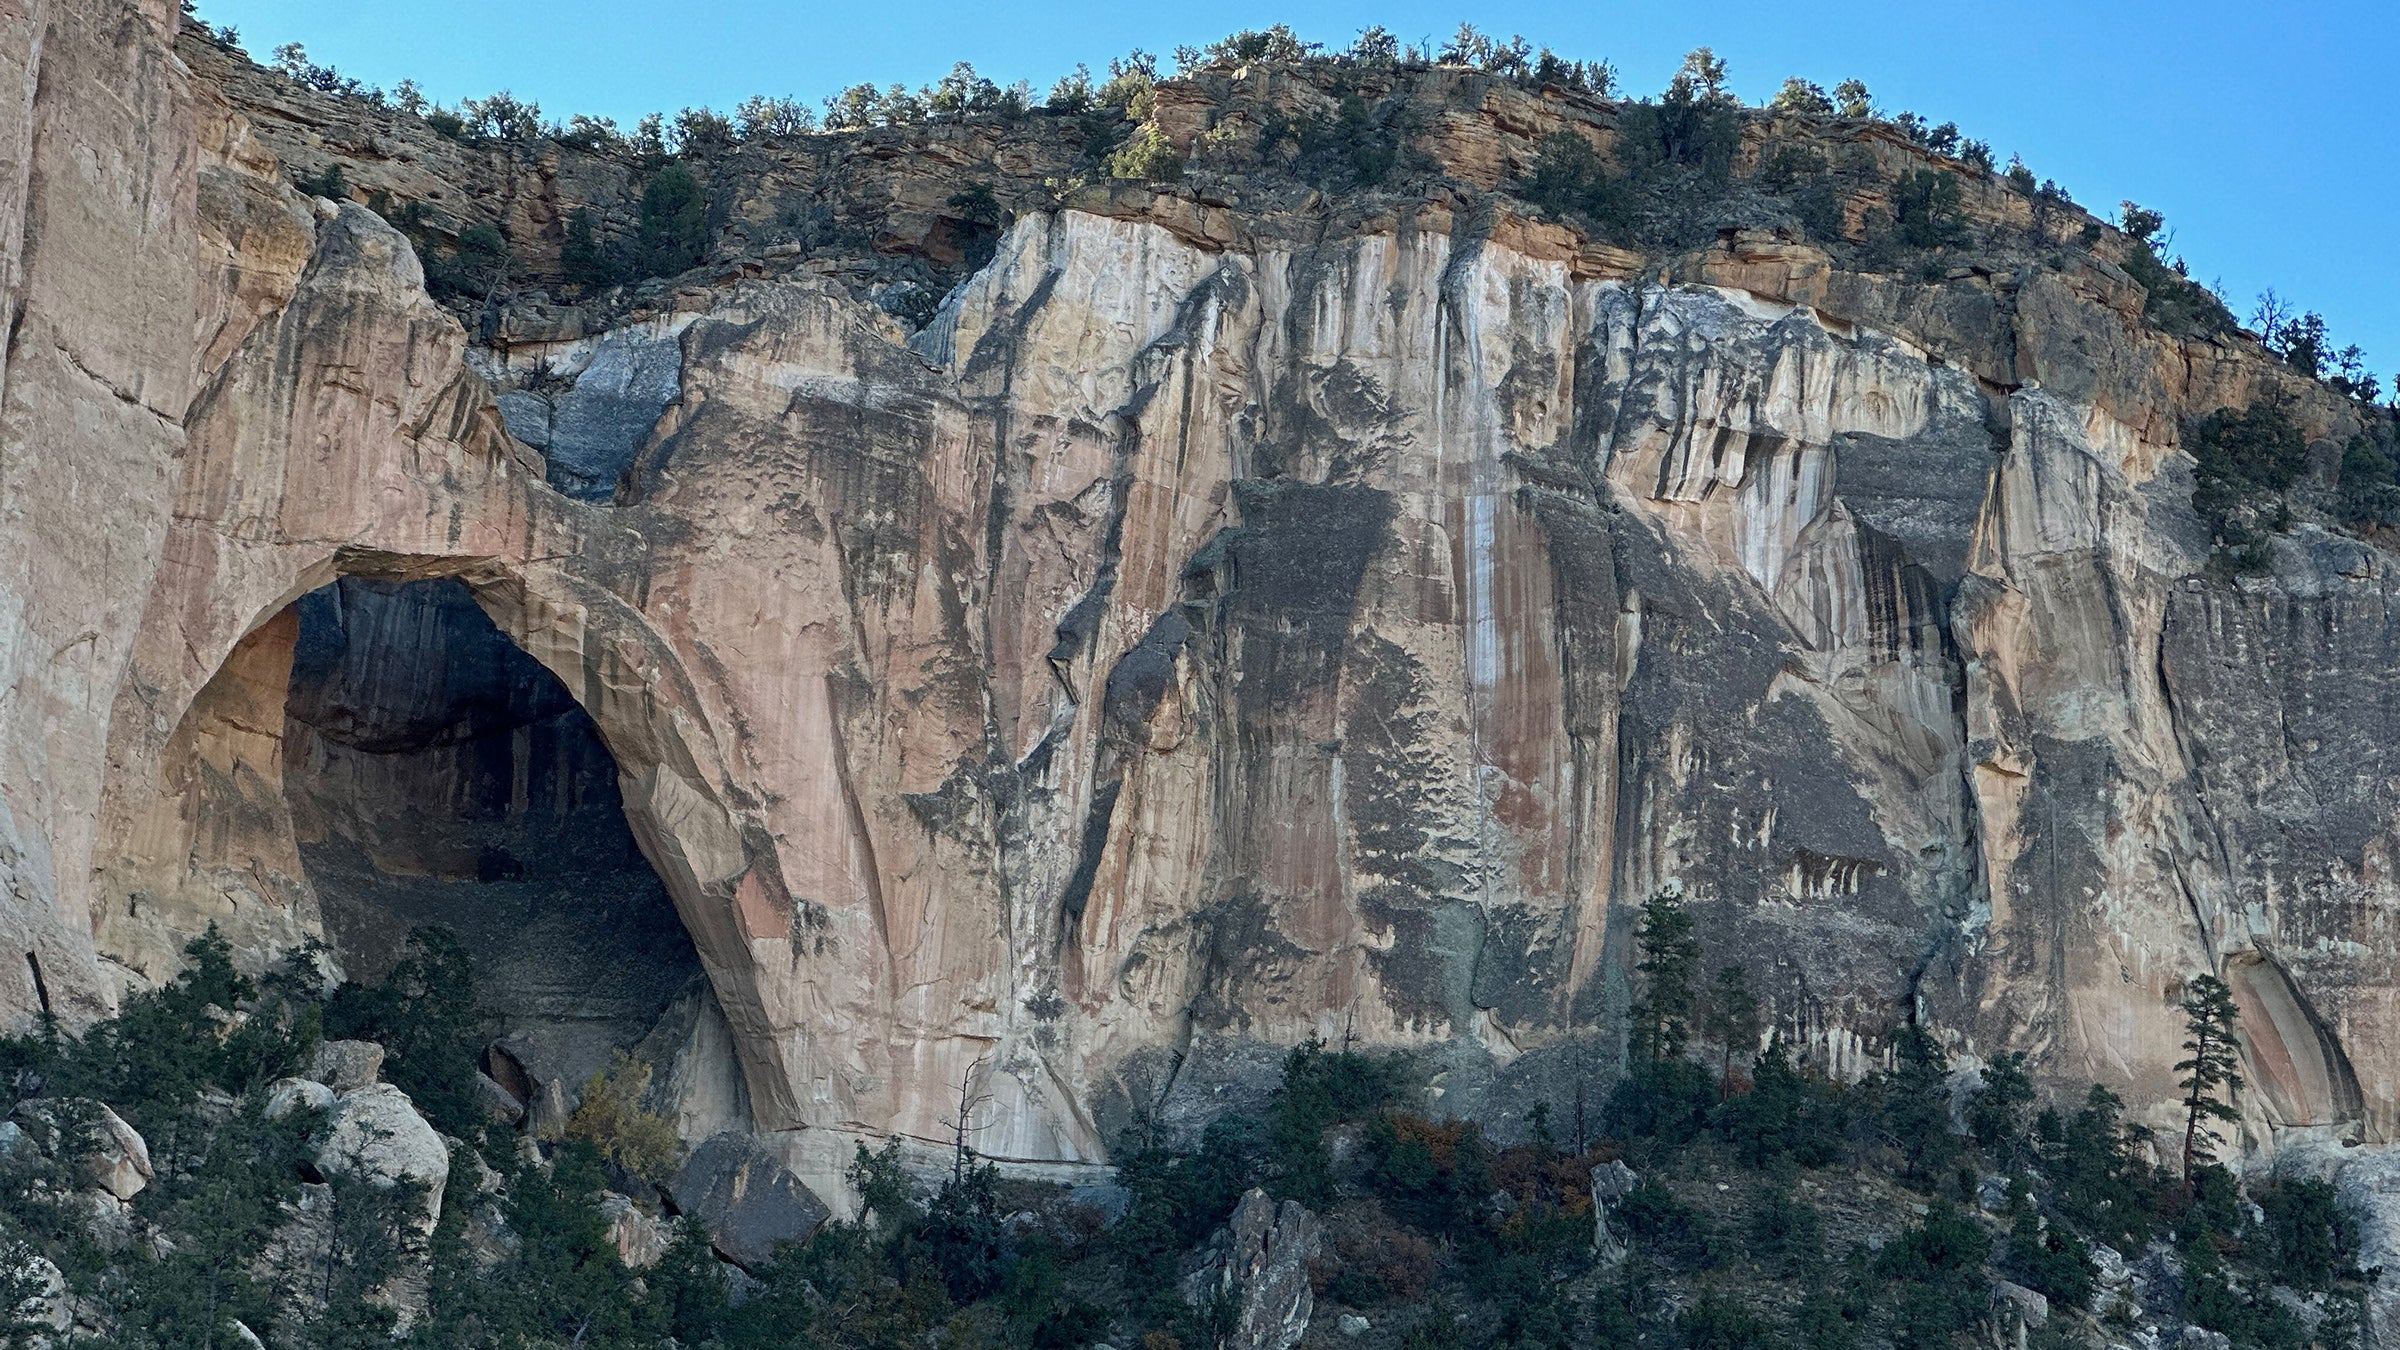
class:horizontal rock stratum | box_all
[5,0,2397,1195]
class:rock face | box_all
[6,0,2400,1213]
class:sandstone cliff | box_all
[4,2,2396,1210]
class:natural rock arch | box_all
[94,547,806,1130]
[86,204,807,1131]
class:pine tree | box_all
[1886,1024,1957,1183]
[1704,964,1761,1099]
[1633,888,1700,1061]
[2176,973,2245,1182]
[1966,1050,2035,1164]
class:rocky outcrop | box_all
[1186,1188,1323,1350]
[6,0,2400,1225]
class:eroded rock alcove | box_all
[282,577,705,1095]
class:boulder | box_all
[14,1100,153,1200]
[1339,1313,1371,1337]
[667,1133,829,1269]
[77,1190,135,1253]
[265,1077,337,1121]
[598,1192,670,1268]
[315,1084,450,1228]
[4,1248,71,1334]
[306,1039,385,1092]
[1186,1188,1322,1350]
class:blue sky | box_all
[196,0,2396,380]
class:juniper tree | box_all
[2176,973,2244,1182]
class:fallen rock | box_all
[1187,1188,1322,1350]
[2177,1328,2231,1350]
[667,1133,829,1269]
[307,1039,386,1092]
[265,1077,337,1121]
[1590,1160,1639,1264]
[316,1084,450,1228]
[231,1319,268,1350]
[598,1191,671,1268]
[1339,1313,1371,1337]
[1994,1279,2049,1328]
[472,1072,526,1127]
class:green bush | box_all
[323,925,482,1134]
[2036,1084,2164,1252]
[2338,431,2400,529]
[2004,1189,2096,1309]
[633,162,711,278]
[1876,1201,1993,1349]
[2190,399,2308,572]
[1104,124,1183,181]
[560,206,621,288]
[1888,168,1965,250]
[2256,1177,2356,1290]
[1520,131,1633,229]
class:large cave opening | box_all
[280,576,706,1098]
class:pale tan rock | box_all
[307,1039,385,1092]
[265,1077,336,1121]
[2,0,2397,1190]
[317,1084,450,1228]
[598,1192,670,1269]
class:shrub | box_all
[296,162,349,201]
[1365,1114,1491,1235]
[1966,1050,2034,1163]
[945,183,1004,271]
[2037,1084,2165,1252]
[1104,125,1183,181]
[323,926,483,1134]
[1882,1024,1958,1183]
[2256,1177,2356,1290]
[1755,144,1827,193]
[1715,1036,1847,1166]
[2190,399,2307,572]
[1521,131,1631,228]
[1876,1202,1993,1349]
[2004,1190,2096,1309]
[560,1051,680,1186]
[2338,431,2400,529]
[1678,1287,1780,1349]
[1770,78,1834,114]
[560,207,620,288]
[1888,168,1965,250]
